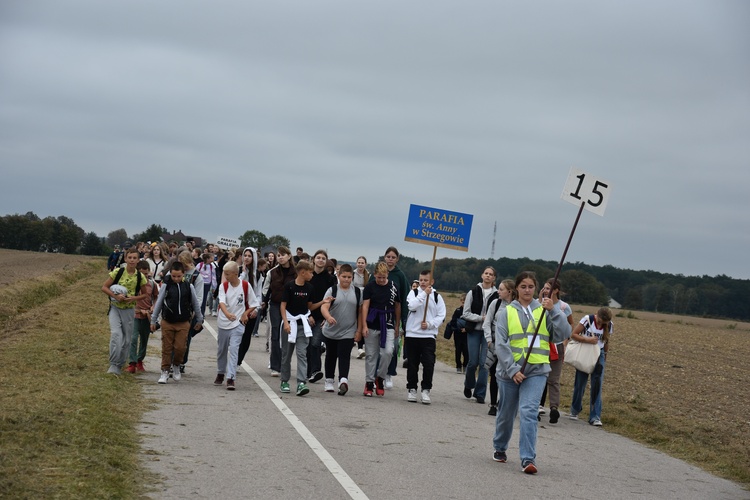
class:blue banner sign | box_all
[404,204,473,252]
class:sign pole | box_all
[519,166,613,373]
[422,245,438,322]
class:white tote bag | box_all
[564,339,600,374]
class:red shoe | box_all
[375,377,385,396]
[125,363,137,373]
[363,382,374,397]
[136,361,145,372]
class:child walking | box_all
[215,261,258,390]
[280,260,315,396]
[359,262,402,397]
[150,261,204,384]
[126,260,157,373]
[405,270,446,404]
[320,264,363,396]
[101,247,147,375]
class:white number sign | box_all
[561,167,612,216]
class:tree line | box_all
[1,212,748,321]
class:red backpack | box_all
[222,280,251,311]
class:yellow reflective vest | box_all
[507,306,550,364]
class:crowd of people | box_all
[103,241,613,475]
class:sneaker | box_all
[324,379,335,392]
[476,397,485,404]
[488,405,497,416]
[363,382,374,397]
[522,460,538,474]
[421,389,431,405]
[212,311,217,317]
[125,363,137,374]
[375,377,385,396]
[296,383,309,396]
[338,378,349,396]
[402,359,408,368]
[136,361,145,372]
[456,367,462,374]
[463,387,472,399]
[591,418,603,427]
[226,379,235,391]
[569,413,579,420]
[407,388,418,403]
[172,365,181,381]
[309,371,323,383]
[492,451,507,463]
[538,405,546,415]
[384,375,393,389]
[214,374,225,386]
[271,370,280,377]
[179,364,185,374]
[549,408,560,424]
[357,348,365,359]
[168,366,173,378]
[280,381,291,393]
[158,370,169,384]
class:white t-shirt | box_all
[580,315,613,349]
[218,280,257,330]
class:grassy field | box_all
[0,253,156,498]
[0,250,748,496]
[437,292,750,486]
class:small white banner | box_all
[216,236,241,249]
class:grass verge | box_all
[0,259,156,498]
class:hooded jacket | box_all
[493,299,571,380]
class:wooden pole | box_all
[422,246,438,322]
[520,202,585,373]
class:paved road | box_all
[138,317,748,500]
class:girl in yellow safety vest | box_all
[491,271,571,475]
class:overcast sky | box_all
[2,1,748,279]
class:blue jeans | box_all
[464,329,488,399]
[493,374,547,464]
[571,351,606,422]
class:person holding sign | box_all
[405,270,446,404]
[491,271,571,474]
[462,267,498,405]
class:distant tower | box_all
[491,221,497,259]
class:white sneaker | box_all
[407,388,418,402]
[592,418,603,427]
[385,375,393,389]
[172,365,181,381]
[421,389,431,405]
[569,413,579,420]
[212,311,217,317]
[271,370,280,377]
[324,378,335,392]
[538,405,546,415]
[338,377,349,396]
[357,348,365,359]
[158,370,168,384]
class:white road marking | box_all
[203,321,369,500]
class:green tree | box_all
[240,230,268,249]
[133,224,167,243]
[559,269,608,305]
[266,234,291,249]
[81,232,106,256]
[106,229,129,248]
